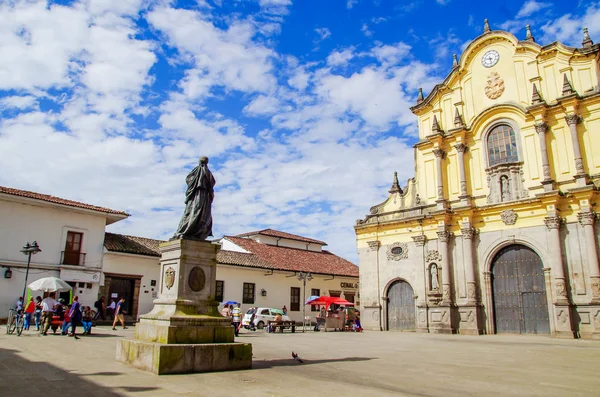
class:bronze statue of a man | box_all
[173,156,215,240]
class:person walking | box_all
[23,297,36,330]
[40,293,58,336]
[112,297,128,330]
[69,296,82,337]
[232,303,242,337]
[93,296,106,320]
[107,299,117,320]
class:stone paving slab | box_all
[1,326,599,397]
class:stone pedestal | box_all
[552,303,575,338]
[428,305,454,334]
[116,239,252,374]
[575,305,600,339]
[416,303,429,333]
[457,305,483,335]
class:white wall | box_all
[102,252,161,317]
[0,197,110,318]
[216,265,359,323]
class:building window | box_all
[290,287,300,311]
[63,231,83,266]
[215,280,224,303]
[311,288,320,311]
[243,283,255,304]
[487,124,518,167]
[344,293,355,303]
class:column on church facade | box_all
[543,216,568,304]
[578,212,600,303]
[565,114,587,184]
[437,229,452,304]
[433,149,446,202]
[454,144,468,197]
[461,227,477,304]
[535,122,553,189]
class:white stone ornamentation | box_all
[387,242,408,261]
[500,209,518,225]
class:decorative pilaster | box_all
[367,240,381,251]
[461,227,477,304]
[544,216,569,304]
[535,122,554,191]
[388,171,402,194]
[437,230,452,304]
[483,19,491,34]
[452,54,458,68]
[578,212,600,304]
[453,108,464,128]
[411,235,427,247]
[433,149,446,209]
[532,83,544,105]
[454,143,468,199]
[565,113,588,186]
[417,88,424,104]
[431,115,443,134]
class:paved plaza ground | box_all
[1,325,598,397]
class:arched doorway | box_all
[492,244,550,334]
[386,280,415,331]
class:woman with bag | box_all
[68,296,82,337]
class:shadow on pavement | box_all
[0,347,159,396]
[253,356,375,369]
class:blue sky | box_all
[0,0,597,262]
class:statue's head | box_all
[199,156,209,165]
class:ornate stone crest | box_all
[387,242,408,261]
[425,250,442,263]
[500,209,518,225]
[484,72,505,100]
[164,267,176,290]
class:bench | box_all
[267,320,296,333]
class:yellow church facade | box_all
[355,22,600,338]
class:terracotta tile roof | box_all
[236,228,327,245]
[0,186,129,216]
[216,250,273,269]
[221,236,358,277]
[104,233,162,257]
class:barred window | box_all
[487,124,518,166]
[243,283,255,304]
[290,287,300,311]
[215,280,224,303]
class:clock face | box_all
[482,50,500,68]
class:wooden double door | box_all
[387,280,415,331]
[492,245,550,335]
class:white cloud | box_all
[0,95,37,110]
[327,48,355,66]
[148,7,277,99]
[516,0,550,19]
[315,27,331,41]
[436,0,450,5]
[541,4,600,46]
[361,23,373,37]
[347,0,358,9]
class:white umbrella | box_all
[28,277,73,292]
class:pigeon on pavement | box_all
[291,351,303,363]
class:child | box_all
[353,314,363,332]
[61,305,72,335]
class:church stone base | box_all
[575,304,600,340]
[457,304,483,335]
[552,303,576,339]
[428,306,455,334]
[116,339,252,375]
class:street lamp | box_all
[20,241,42,302]
[297,271,313,332]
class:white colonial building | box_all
[0,186,128,318]
[102,229,359,323]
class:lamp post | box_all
[297,271,313,332]
[20,241,41,302]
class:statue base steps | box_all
[116,339,252,375]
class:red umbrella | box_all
[307,296,355,310]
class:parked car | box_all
[242,307,291,330]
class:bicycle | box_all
[6,308,24,336]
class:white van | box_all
[242,307,291,330]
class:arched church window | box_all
[487,124,518,166]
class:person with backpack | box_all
[231,303,242,337]
[68,296,82,337]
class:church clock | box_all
[481,50,500,68]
